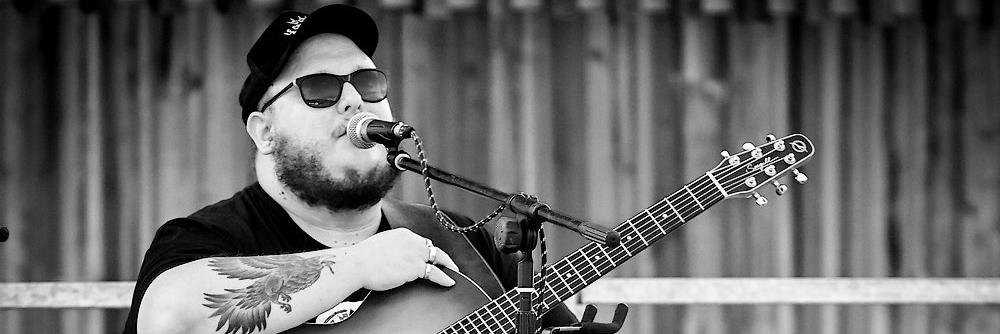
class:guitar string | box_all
[447,154,786,332]
[443,141,804,332]
[484,153,787,331]
[522,141,798,315]
[447,179,717,333]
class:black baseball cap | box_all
[238,4,379,123]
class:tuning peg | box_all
[742,142,756,151]
[772,180,787,195]
[793,169,808,184]
[765,133,777,142]
[720,150,730,158]
[752,192,768,206]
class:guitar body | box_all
[285,269,492,334]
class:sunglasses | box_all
[258,69,388,112]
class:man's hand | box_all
[347,228,460,290]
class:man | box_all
[123,4,576,334]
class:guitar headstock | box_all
[710,133,815,204]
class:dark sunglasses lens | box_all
[298,75,341,108]
[352,70,388,102]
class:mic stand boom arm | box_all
[386,151,620,247]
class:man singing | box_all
[123,4,576,334]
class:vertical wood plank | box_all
[398,13,436,203]
[516,7,554,203]
[456,10,492,215]
[157,10,187,225]
[0,4,27,334]
[829,0,857,16]
[793,17,844,334]
[632,5,671,334]
[185,7,209,206]
[726,17,794,334]
[927,16,962,334]
[768,0,795,15]
[891,0,919,18]
[112,1,139,281]
[960,19,1000,334]
[57,7,86,333]
[82,11,107,334]
[203,6,253,203]
[486,0,518,192]
[549,5,589,262]
[607,3,660,333]
[136,1,160,267]
[581,0,616,252]
[639,0,668,12]
[890,19,931,334]
[680,11,725,334]
[846,17,890,334]
[955,0,979,20]
[702,0,733,14]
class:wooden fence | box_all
[1,0,998,333]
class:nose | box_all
[337,82,364,116]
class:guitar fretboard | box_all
[439,174,726,334]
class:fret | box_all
[628,219,649,246]
[619,241,633,257]
[484,305,500,328]
[560,261,586,290]
[684,185,705,210]
[597,244,616,266]
[504,292,516,309]
[472,311,484,330]
[583,253,601,275]
[555,266,572,293]
[705,171,729,197]
[666,200,685,223]
[497,305,510,328]
[646,208,667,235]
[472,320,483,334]
[569,257,585,281]
[458,317,472,333]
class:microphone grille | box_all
[347,112,377,149]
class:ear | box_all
[246,111,276,155]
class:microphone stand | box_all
[385,151,620,247]
[385,149,620,334]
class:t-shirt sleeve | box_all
[122,218,238,334]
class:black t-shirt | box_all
[123,183,576,333]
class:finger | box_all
[424,265,456,287]
[432,248,460,273]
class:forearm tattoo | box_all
[202,254,336,334]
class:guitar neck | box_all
[439,174,725,334]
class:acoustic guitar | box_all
[288,133,815,334]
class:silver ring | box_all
[428,246,438,263]
[422,263,433,279]
[425,239,433,248]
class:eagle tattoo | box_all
[203,254,337,334]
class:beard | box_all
[272,134,401,212]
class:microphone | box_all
[347,112,414,149]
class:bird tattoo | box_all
[202,254,337,334]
